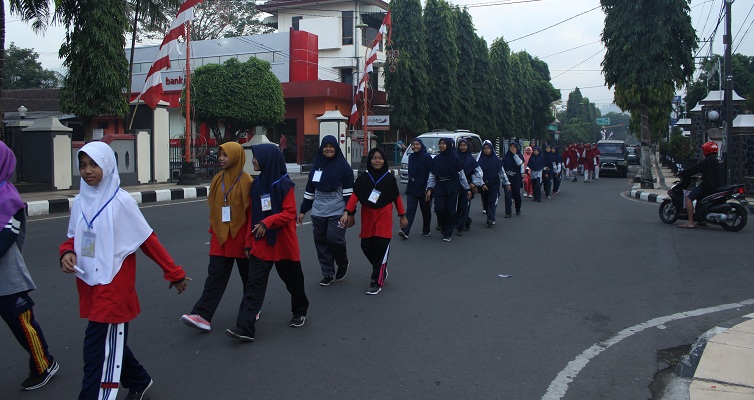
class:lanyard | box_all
[82,188,119,229]
[221,173,243,205]
[260,174,288,196]
[368,171,388,188]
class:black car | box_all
[627,146,640,165]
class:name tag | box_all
[368,189,381,204]
[313,170,323,182]
[81,230,96,258]
[261,194,272,211]
[221,206,231,222]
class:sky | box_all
[4,0,754,110]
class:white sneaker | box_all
[181,314,211,331]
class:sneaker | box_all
[289,315,306,327]
[505,214,511,218]
[20,361,59,391]
[124,379,153,400]
[421,232,431,237]
[366,281,382,295]
[319,275,334,286]
[456,229,464,236]
[516,210,521,215]
[546,196,551,199]
[225,327,254,342]
[335,262,349,281]
[482,209,487,214]
[181,314,211,332]
[398,230,408,240]
[442,235,452,242]
[485,220,492,228]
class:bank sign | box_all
[363,115,390,130]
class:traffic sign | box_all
[596,118,610,125]
[340,132,346,144]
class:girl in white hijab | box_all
[59,142,189,400]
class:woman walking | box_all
[477,140,511,227]
[341,147,407,295]
[399,138,433,239]
[181,142,253,332]
[425,138,471,242]
[455,138,483,235]
[527,146,544,202]
[298,135,353,286]
[502,142,524,217]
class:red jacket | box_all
[245,189,300,262]
[59,233,186,324]
[346,194,405,239]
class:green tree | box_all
[453,7,477,132]
[559,88,601,144]
[1,0,53,133]
[489,38,514,137]
[57,0,131,142]
[142,0,271,42]
[424,0,459,131]
[510,52,533,138]
[601,0,697,182]
[528,55,560,141]
[471,36,497,139]
[385,0,429,136]
[3,43,62,89]
[684,54,754,112]
[189,57,284,144]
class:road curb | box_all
[25,185,211,216]
[676,312,754,378]
[629,185,668,204]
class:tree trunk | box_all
[640,104,653,188]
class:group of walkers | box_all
[0,135,595,399]
[561,143,602,183]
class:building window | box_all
[342,11,353,45]
[341,68,353,85]
[292,16,302,31]
[370,68,379,91]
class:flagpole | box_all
[178,21,198,184]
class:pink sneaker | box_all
[181,314,211,331]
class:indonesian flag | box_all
[138,0,203,109]
[349,11,391,127]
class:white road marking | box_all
[542,299,754,399]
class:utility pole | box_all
[723,0,733,185]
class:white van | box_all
[399,130,483,184]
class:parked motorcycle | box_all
[659,179,750,232]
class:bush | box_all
[668,133,694,160]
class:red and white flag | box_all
[138,0,203,109]
[349,11,392,127]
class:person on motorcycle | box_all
[677,141,722,228]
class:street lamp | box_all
[18,105,27,119]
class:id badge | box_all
[81,230,96,258]
[261,194,272,211]
[313,170,323,182]
[368,189,381,204]
[221,206,231,222]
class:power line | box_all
[550,48,605,80]
[541,41,601,58]
[508,5,600,43]
[733,15,754,53]
[732,2,754,46]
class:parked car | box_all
[596,139,628,178]
[627,146,640,165]
[399,130,483,184]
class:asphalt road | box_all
[2,168,753,400]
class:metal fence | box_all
[169,143,220,180]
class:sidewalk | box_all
[630,154,754,400]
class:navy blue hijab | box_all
[309,135,352,191]
[542,144,556,169]
[478,140,502,186]
[250,144,295,245]
[554,146,563,164]
[527,146,545,171]
[353,147,400,208]
[430,138,462,178]
[407,138,432,195]
[502,142,521,174]
[456,138,479,177]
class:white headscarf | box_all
[67,142,153,286]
